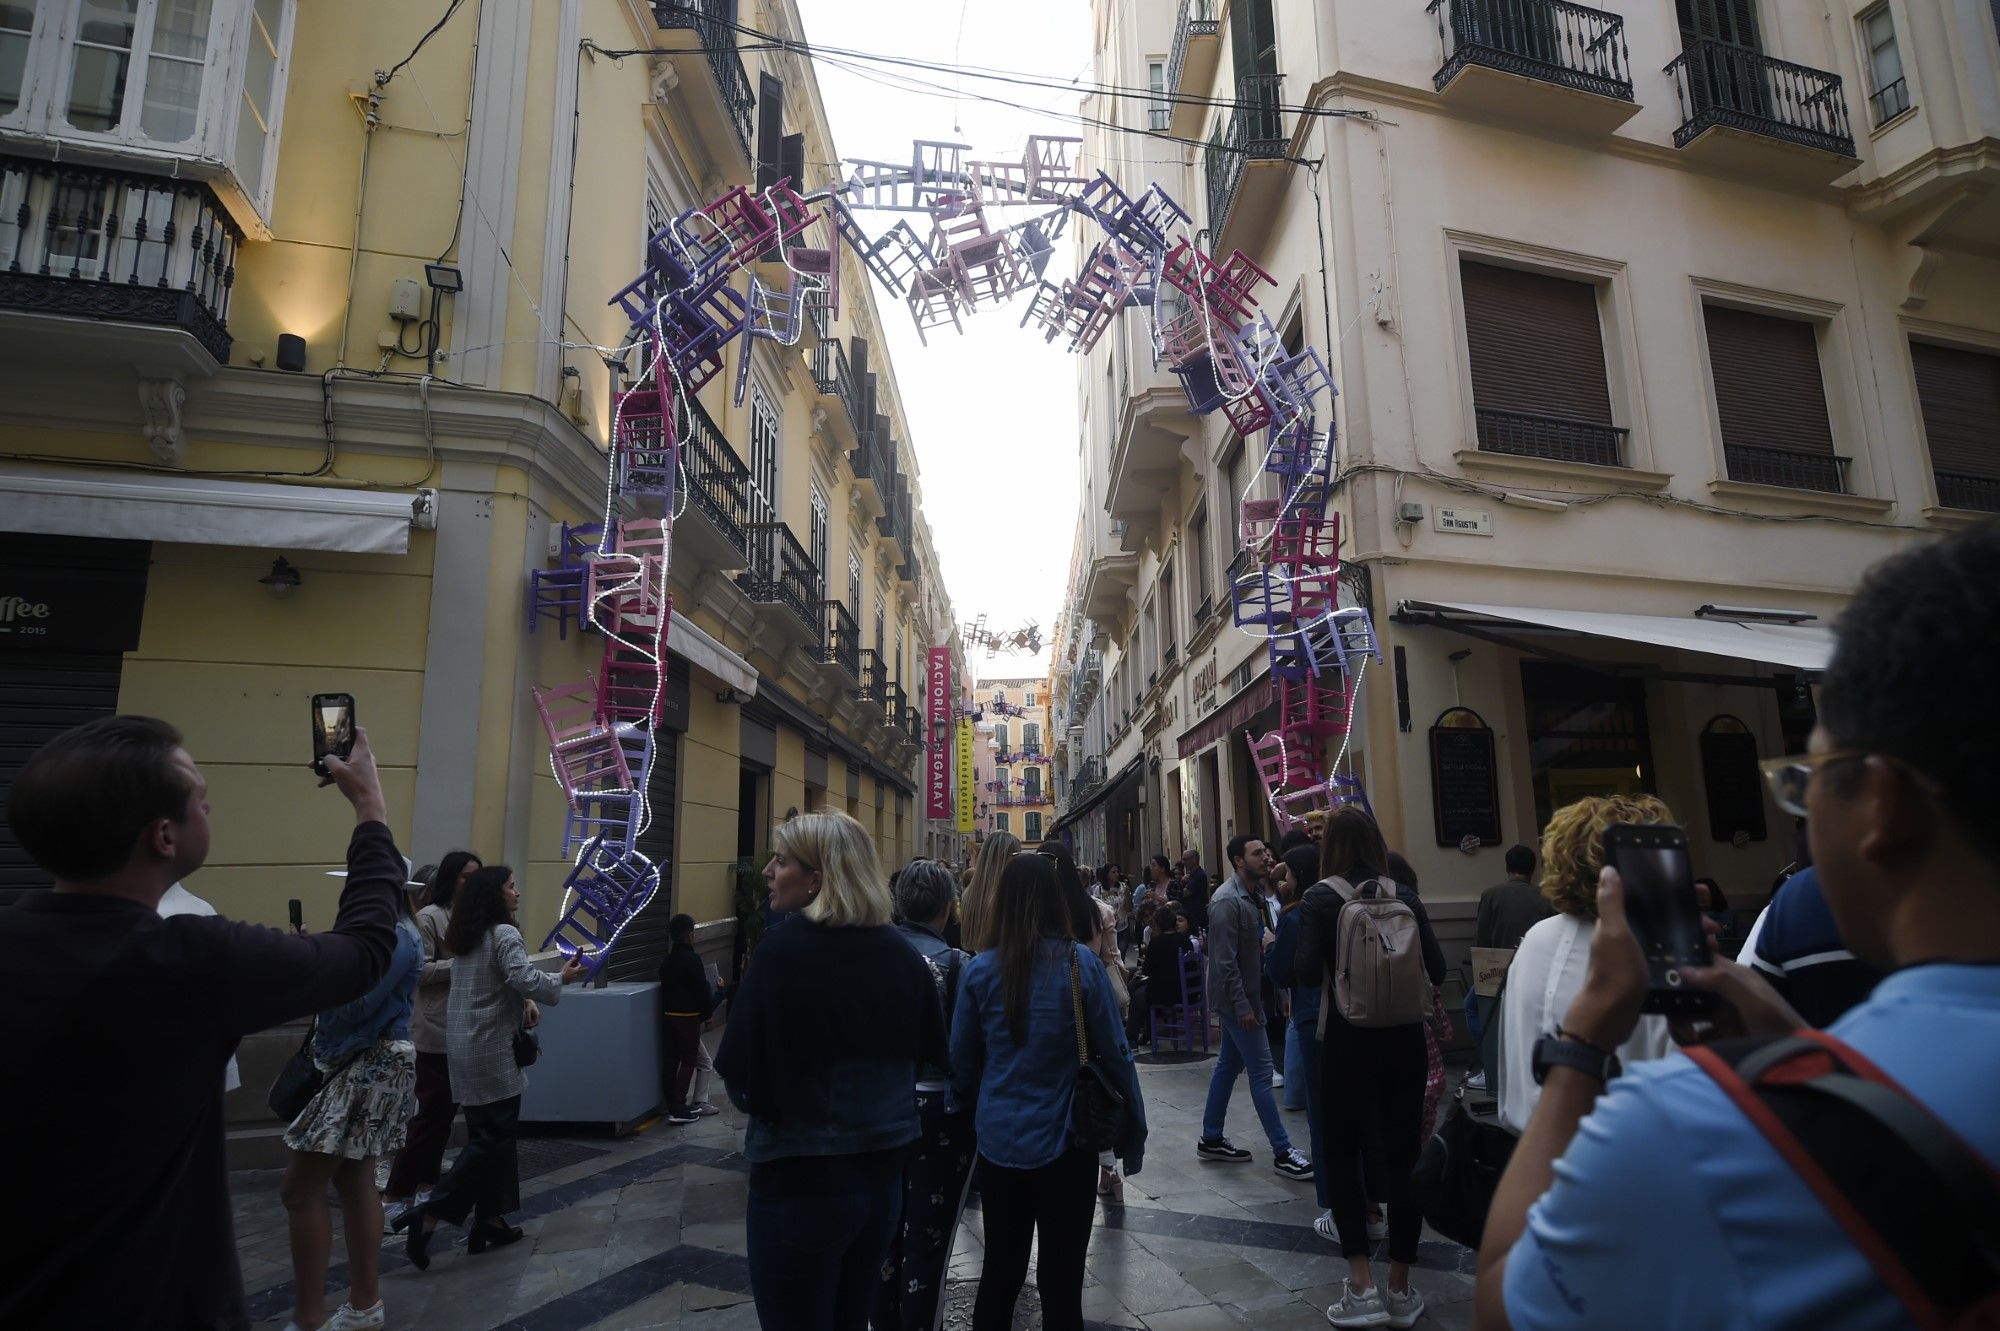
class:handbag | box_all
[1412,1095,1516,1249]
[512,1023,540,1068]
[1068,949,1129,1154]
[267,1019,325,1121]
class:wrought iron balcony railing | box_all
[1427,0,1632,102]
[1476,407,1628,467]
[1935,471,2000,514]
[680,395,753,558]
[1867,77,1910,126]
[0,156,242,362]
[811,333,858,422]
[1666,38,1855,158]
[738,520,820,633]
[653,1,756,158]
[821,600,861,677]
[853,648,888,702]
[1167,0,1220,96]
[1203,74,1286,238]
[1723,443,1850,493]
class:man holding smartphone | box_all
[0,714,406,1330]
[1472,520,2000,1331]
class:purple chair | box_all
[1151,946,1212,1055]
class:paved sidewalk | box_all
[236,1048,1476,1330]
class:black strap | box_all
[1704,1034,2000,1319]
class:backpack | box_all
[1317,876,1430,1031]
[1689,1030,2000,1331]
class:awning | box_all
[670,609,756,696]
[0,465,436,555]
[1177,669,1273,759]
[1051,754,1144,834]
[1399,600,1834,672]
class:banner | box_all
[926,647,952,818]
[955,717,976,833]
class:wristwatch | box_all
[1531,1031,1622,1086]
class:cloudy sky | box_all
[799,0,1093,682]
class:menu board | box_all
[1430,708,1501,848]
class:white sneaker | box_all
[1466,1069,1489,1092]
[1367,1210,1388,1242]
[327,1302,387,1331]
[1384,1286,1426,1330]
[280,1322,326,1331]
[690,1101,720,1116]
[1273,1148,1314,1180]
[1271,1071,1285,1088]
[1325,1280,1390,1327]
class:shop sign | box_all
[954,717,976,833]
[926,647,952,818]
[0,563,147,653]
[1430,706,1501,847]
[1191,655,1218,716]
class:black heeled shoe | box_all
[401,1207,435,1271]
[467,1220,525,1254]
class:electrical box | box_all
[388,277,423,323]
[1397,501,1425,524]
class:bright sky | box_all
[798,0,1092,684]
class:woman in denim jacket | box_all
[277,874,425,1331]
[951,851,1146,1331]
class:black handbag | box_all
[1068,950,1128,1154]
[1412,1095,1516,1248]
[512,1023,540,1068]
[267,1019,324,1121]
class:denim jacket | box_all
[950,937,1147,1174]
[313,917,421,1065]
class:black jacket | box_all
[658,943,721,1019]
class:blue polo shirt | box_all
[1503,963,2000,1330]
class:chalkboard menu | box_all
[1430,707,1501,848]
[1699,715,1767,844]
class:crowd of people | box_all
[2,522,1995,1331]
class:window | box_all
[874,592,886,652]
[997,812,1010,833]
[1025,691,1037,706]
[809,483,829,599]
[1159,561,1177,661]
[1860,6,1910,124]
[1221,442,1247,563]
[848,550,862,620]
[1025,811,1043,841]
[1,0,293,221]
[1147,59,1169,131]
[1523,662,1654,830]
[1910,341,2000,513]
[995,766,1011,795]
[995,724,1009,752]
[1460,259,1621,466]
[1189,504,1213,619]
[896,631,906,686]
[749,381,781,521]
[1703,304,1844,492]
[1023,722,1041,752]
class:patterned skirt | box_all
[283,1038,418,1160]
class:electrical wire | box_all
[378,0,470,87]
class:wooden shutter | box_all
[1459,260,1613,422]
[755,73,784,192]
[779,132,805,190]
[1911,341,2000,479]
[1704,305,1835,456]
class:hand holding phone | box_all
[311,694,357,778]
[1601,822,1716,1016]
[288,898,303,933]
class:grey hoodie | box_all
[1205,874,1266,1023]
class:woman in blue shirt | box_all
[951,851,1146,1331]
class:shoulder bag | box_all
[267,1018,325,1121]
[512,1024,540,1068]
[1069,947,1129,1154]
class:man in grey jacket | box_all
[1199,834,1314,1179]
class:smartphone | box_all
[288,898,303,932]
[310,693,356,777]
[1602,822,1716,1015]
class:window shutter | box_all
[1911,341,2000,501]
[755,73,784,192]
[779,132,805,189]
[1460,260,1614,425]
[1704,305,1834,458]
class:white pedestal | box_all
[519,981,661,1131]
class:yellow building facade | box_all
[971,675,1057,846]
[0,0,963,959]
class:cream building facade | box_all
[0,0,966,958]
[1053,0,1999,919]
[972,673,1058,846]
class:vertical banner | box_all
[926,647,952,818]
[955,717,976,833]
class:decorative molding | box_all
[136,377,186,465]
[1705,479,1895,517]
[1689,275,1844,321]
[1450,448,1671,492]
[1901,243,1945,310]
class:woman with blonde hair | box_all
[1496,794,1678,1134]
[715,811,948,1331]
[958,830,1020,954]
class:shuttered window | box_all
[1460,259,1622,466]
[1912,340,2000,513]
[1704,304,1844,492]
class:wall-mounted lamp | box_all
[424,263,464,294]
[717,686,745,704]
[1694,603,1818,625]
[275,334,307,373]
[259,557,302,599]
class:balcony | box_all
[821,600,861,678]
[737,520,821,638]
[1083,539,1141,624]
[0,158,241,367]
[812,335,865,440]
[1427,0,1638,137]
[1723,443,1849,494]
[1204,75,1291,250]
[1935,472,2000,514]
[1166,0,1222,136]
[652,1,756,165]
[882,682,910,738]
[1476,408,1629,468]
[1666,40,1857,186]
[852,648,888,703]
[877,469,909,562]
[675,395,754,571]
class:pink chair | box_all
[533,675,634,808]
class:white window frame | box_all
[809,482,829,600]
[847,548,862,620]
[1146,58,1169,132]
[874,591,886,652]
[0,0,295,231]
[1858,4,1911,126]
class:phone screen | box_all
[311,694,355,774]
[288,898,303,931]
[1605,823,1714,1013]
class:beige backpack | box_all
[1317,876,1430,1032]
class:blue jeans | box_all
[1282,1022,1308,1111]
[1202,1015,1292,1155]
[1291,1005,1329,1208]
[747,1146,906,1330]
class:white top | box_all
[157,883,242,1093]
[1497,911,1672,1134]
